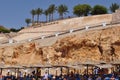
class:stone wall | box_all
[112,9,120,23]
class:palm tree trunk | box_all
[49,14,51,22]
[62,13,63,19]
[46,16,48,22]
[59,14,63,19]
[32,15,34,25]
[37,15,39,24]
[52,13,53,21]
[27,23,28,27]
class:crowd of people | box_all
[0,66,120,80]
[0,70,120,80]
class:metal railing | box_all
[1,21,120,45]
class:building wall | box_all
[112,9,120,23]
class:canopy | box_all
[95,64,113,69]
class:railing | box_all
[1,21,120,45]
[34,21,118,38]
[21,21,117,41]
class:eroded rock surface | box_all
[0,26,120,65]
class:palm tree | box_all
[30,9,36,25]
[49,4,56,21]
[44,9,49,22]
[25,18,31,26]
[36,8,43,23]
[57,4,68,19]
[110,3,119,13]
[47,7,52,22]
[48,4,56,21]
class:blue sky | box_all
[0,0,119,29]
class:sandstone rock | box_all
[0,25,120,65]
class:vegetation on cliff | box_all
[0,25,10,33]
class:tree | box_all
[91,5,108,15]
[0,26,10,33]
[36,8,43,23]
[57,4,68,19]
[73,4,91,16]
[44,9,49,22]
[47,7,52,22]
[10,27,24,32]
[83,4,92,16]
[47,4,56,22]
[10,28,18,32]
[48,4,56,21]
[25,18,31,26]
[73,4,83,17]
[30,9,36,25]
[110,3,120,13]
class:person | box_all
[104,76,110,80]
[5,72,12,80]
[0,72,2,80]
[88,76,93,80]
[96,76,101,80]
[69,71,75,80]
[76,73,80,80]
[110,75,115,80]
[43,72,48,80]
[94,67,99,75]
[63,77,67,80]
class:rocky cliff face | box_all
[0,26,120,65]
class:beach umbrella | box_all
[99,60,107,64]
[110,60,120,65]
[32,64,44,68]
[95,64,113,69]
[81,60,99,75]
[0,62,5,73]
[67,65,85,70]
[109,60,120,72]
